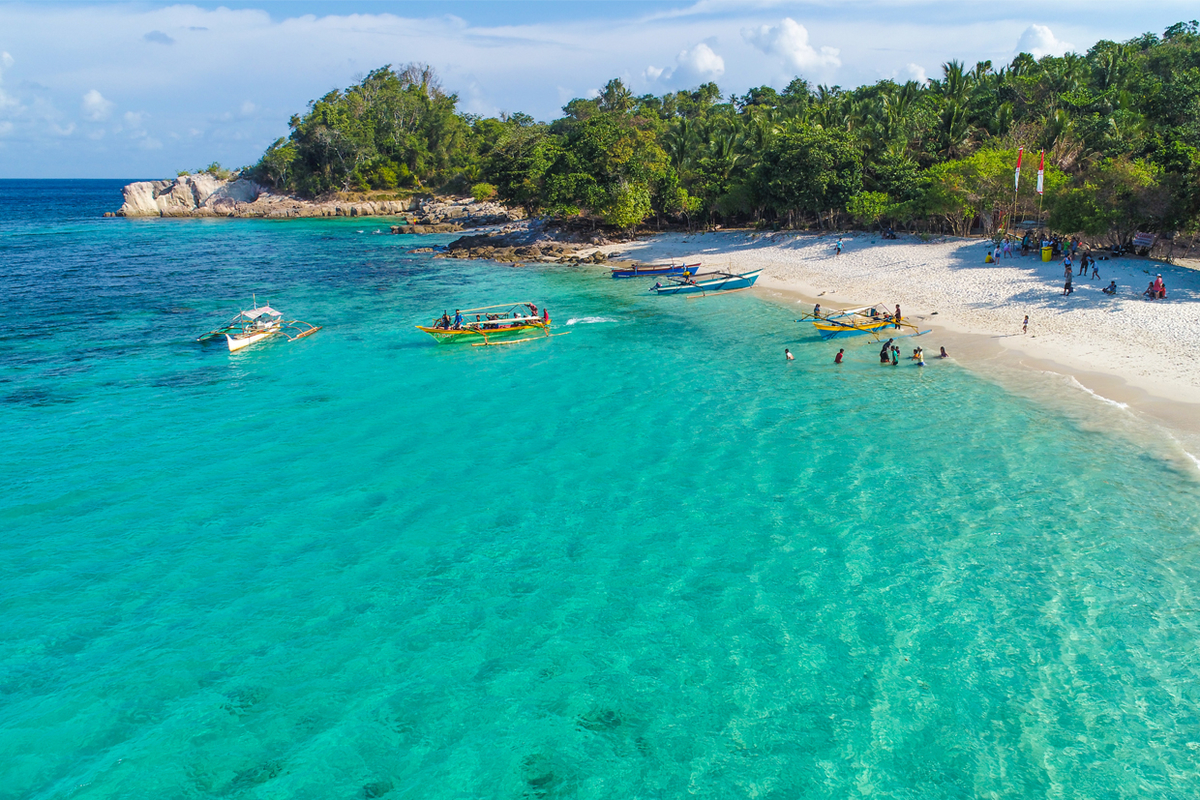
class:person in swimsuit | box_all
[880,339,894,364]
[939,346,949,358]
[894,305,902,330]
[785,348,794,361]
[1023,315,1029,334]
[835,349,844,364]
[1103,281,1117,295]
[813,303,821,318]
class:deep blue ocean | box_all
[3,180,1200,799]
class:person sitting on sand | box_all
[1144,281,1157,300]
[939,346,949,358]
[1103,280,1117,295]
[835,348,844,364]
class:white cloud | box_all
[124,110,146,127]
[743,18,840,72]
[1,51,13,72]
[81,89,113,121]
[1016,24,1075,58]
[904,63,928,84]
[675,42,725,81]
[0,120,13,136]
[645,42,724,85]
[138,136,163,150]
[51,122,75,136]
[143,30,174,45]
[239,100,256,116]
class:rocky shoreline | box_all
[109,173,526,225]
[110,173,637,266]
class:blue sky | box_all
[0,1,1196,178]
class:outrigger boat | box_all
[196,299,322,352]
[800,304,928,340]
[649,268,762,296]
[416,302,563,347]
[610,261,700,279]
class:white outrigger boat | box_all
[197,299,322,352]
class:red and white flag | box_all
[1036,150,1045,195]
[1014,147,1023,190]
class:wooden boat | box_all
[649,268,762,296]
[416,302,556,346]
[804,305,924,340]
[610,262,700,279]
[197,301,322,352]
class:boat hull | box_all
[812,318,897,339]
[226,331,275,351]
[651,270,761,295]
[611,263,699,279]
[416,322,549,343]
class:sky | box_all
[0,1,1196,178]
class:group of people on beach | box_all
[786,340,948,365]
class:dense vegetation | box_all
[249,22,1200,242]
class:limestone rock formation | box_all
[115,174,422,219]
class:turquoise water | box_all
[4,181,1200,799]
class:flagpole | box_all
[1012,147,1023,238]
[1036,150,1046,234]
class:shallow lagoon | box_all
[3,181,1200,798]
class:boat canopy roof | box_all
[456,302,538,314]
[243,306,282,319]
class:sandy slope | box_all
[596,230,1200,410]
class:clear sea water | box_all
[3,180,1200,800]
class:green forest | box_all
[248,22,1200,242]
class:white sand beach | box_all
[599,230,1200,431]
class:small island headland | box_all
[110,173,525,226]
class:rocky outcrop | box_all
[403,196,524,227]
[114,174,423,218]
[439,218,630,263]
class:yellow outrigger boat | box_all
[417,302,559,346]
[803,304,928,340]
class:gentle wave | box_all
[1063,375,1131,410]
[566,316,617,325]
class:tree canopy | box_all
[249,27,1200,240]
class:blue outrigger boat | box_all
[649,268,762,296]
[610,261,700,279]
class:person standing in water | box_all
[891,346,899,365]
[813,303,821,318]
[880,339,894,364]
[835,349,844,364]
[785,348,794,361]
[939,346,949,358]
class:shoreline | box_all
[590,229,1200,460]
